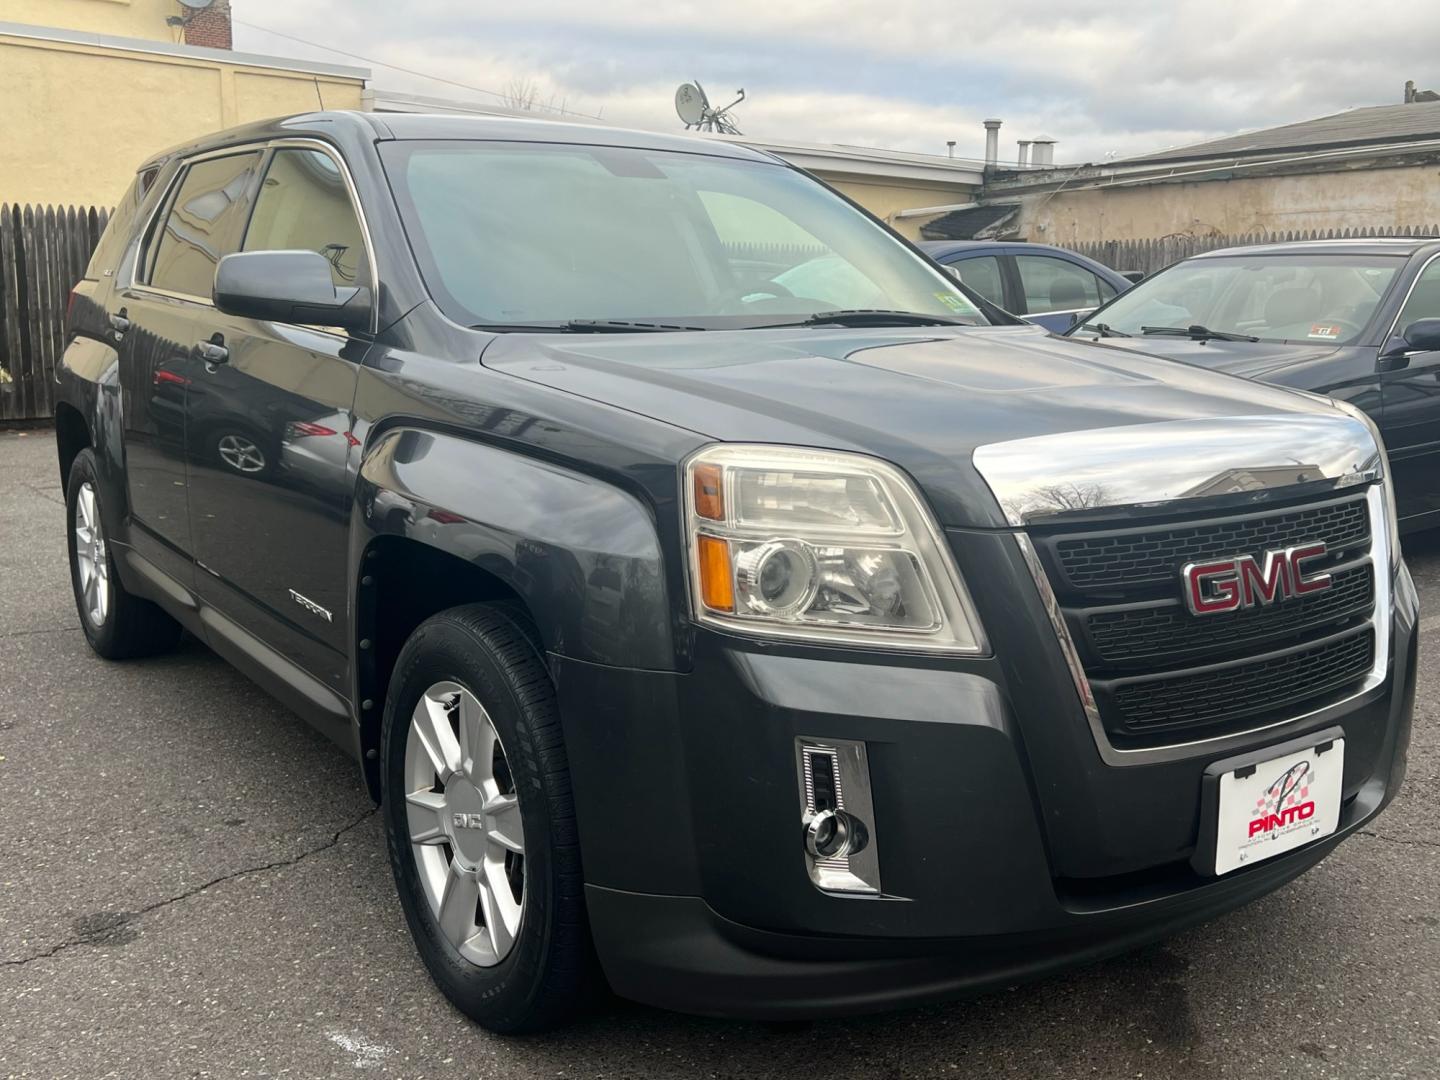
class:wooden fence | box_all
[1069,225,1440,278]
[0,204,109,422]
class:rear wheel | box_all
[66,449,182,659]
[381,603,591,1033]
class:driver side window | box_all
[1396,258,1440,331]
[242,148,369,289]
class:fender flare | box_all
[353,425,678,671]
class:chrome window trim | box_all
[1382,249,1440,347]
[127,137,380,336]
[1012,485,1393,767]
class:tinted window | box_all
[147,152,263,297]
[381,141,984,329]
[948,255,1004,307]
[1395,257,1440,331]
[1016,254,1103,314]
[243,148,369,288]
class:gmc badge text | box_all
[56,112,1417,1033]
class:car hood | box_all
[1069,334,1341,379]
[484,323,1349,528]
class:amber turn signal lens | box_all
[693,462,724,521]
[696,535,735,612]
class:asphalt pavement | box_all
[2,428,1438,1079]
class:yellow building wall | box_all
[821,176,979,241]
[0,32,364,207]
[1012,165,1440,246]
[0,0,177,42]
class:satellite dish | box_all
[178,0,216,9]
[673,80,745,135]
[674,83,708,127]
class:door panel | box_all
[118,151,264,576]
[185,145,372,689]
[1380,258,1440,527]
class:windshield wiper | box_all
[756,309,975,329]
[472,319,710,333]
[1081,322,1132,338]
[1141,324,1259,343]
[562,319,710,333]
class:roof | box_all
[1121,100,1440,166]
[141,110,777,171]
[1194,237,1440,259]
[918,205,1019,240]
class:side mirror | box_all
[214,250,371,333]
[1120,270,1146,284]
[943,264,964,282]
[1402,317,1440,352]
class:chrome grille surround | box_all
[974,414,1393,766]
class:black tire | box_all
[381,603,591,1033]
[65,448,183,660]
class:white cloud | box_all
[233,0,1440,163]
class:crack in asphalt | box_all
[1355,828,1440,851]
[20,481,65,508]
[0,625,79,640]
[0,808,378,969]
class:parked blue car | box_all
[918,241,1133,332]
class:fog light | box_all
[804,808,869,859]
[796,738,880,895]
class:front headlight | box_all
[684,444,987,652]
[1331,399,1401,569]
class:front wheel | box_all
[381,604,591,1033]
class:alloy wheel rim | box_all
[217,434,266,473]
[404,681,526,967]
[73,481,110,628]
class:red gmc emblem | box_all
[1181,543,1332,616]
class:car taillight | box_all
[289,422,338,438]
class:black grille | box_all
[1030,491,1379,748]
[1054,498,1369,591]
[1105,628,1375,737]
[1085,562,1374,666]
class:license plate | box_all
[1213,738,1344,875]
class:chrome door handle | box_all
[194,340,229,365]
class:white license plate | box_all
[1213,739,1344,875]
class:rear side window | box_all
[242,148,370,288]
[145,151,263,298]
[83,166,162,281]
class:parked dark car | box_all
[919,240,1132,331]
[57,113,1415,1034]
[1068,239,1440,533]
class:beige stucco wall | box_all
[822,176,979,240]
[0,32,364,207]
[1008,163,1440,246]
[0,0,176,41]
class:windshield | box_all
[1075,254,1403,344]
[380,140,985,330]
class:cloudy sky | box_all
[234,1,1440,165]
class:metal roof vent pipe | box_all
[1017,140,1032,167]
[1031,137,1056,167]
[983,119,1002,167]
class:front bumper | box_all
[552,560,1417,1020]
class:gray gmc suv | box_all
[56,112,1417,1033]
